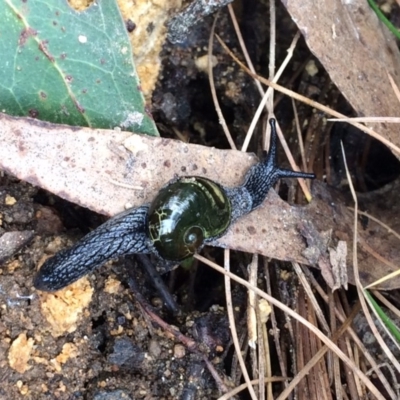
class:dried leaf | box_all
[1,113,400,289]
[283,0,400,150]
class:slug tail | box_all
[34,206,152,292]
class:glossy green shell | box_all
[148,177,232,261]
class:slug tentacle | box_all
[34,206,152,292]
[242,118,315,210]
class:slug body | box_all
[34,119,315,291]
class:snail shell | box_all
[33,118,315,292]
[148,177,231,261]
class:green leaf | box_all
[367,0,400,41]
[0,0,158,136]
[365,290,400,343]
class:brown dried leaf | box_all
[283,0,400,149]
[1,114,400,289]
[0,113,256,216]
[329,241,348,291]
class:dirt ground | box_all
[2,1,400,399]
[0,3,269,398]
[0,173,235,399]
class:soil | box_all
[0,174,236,399]
[1,1,400,399]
